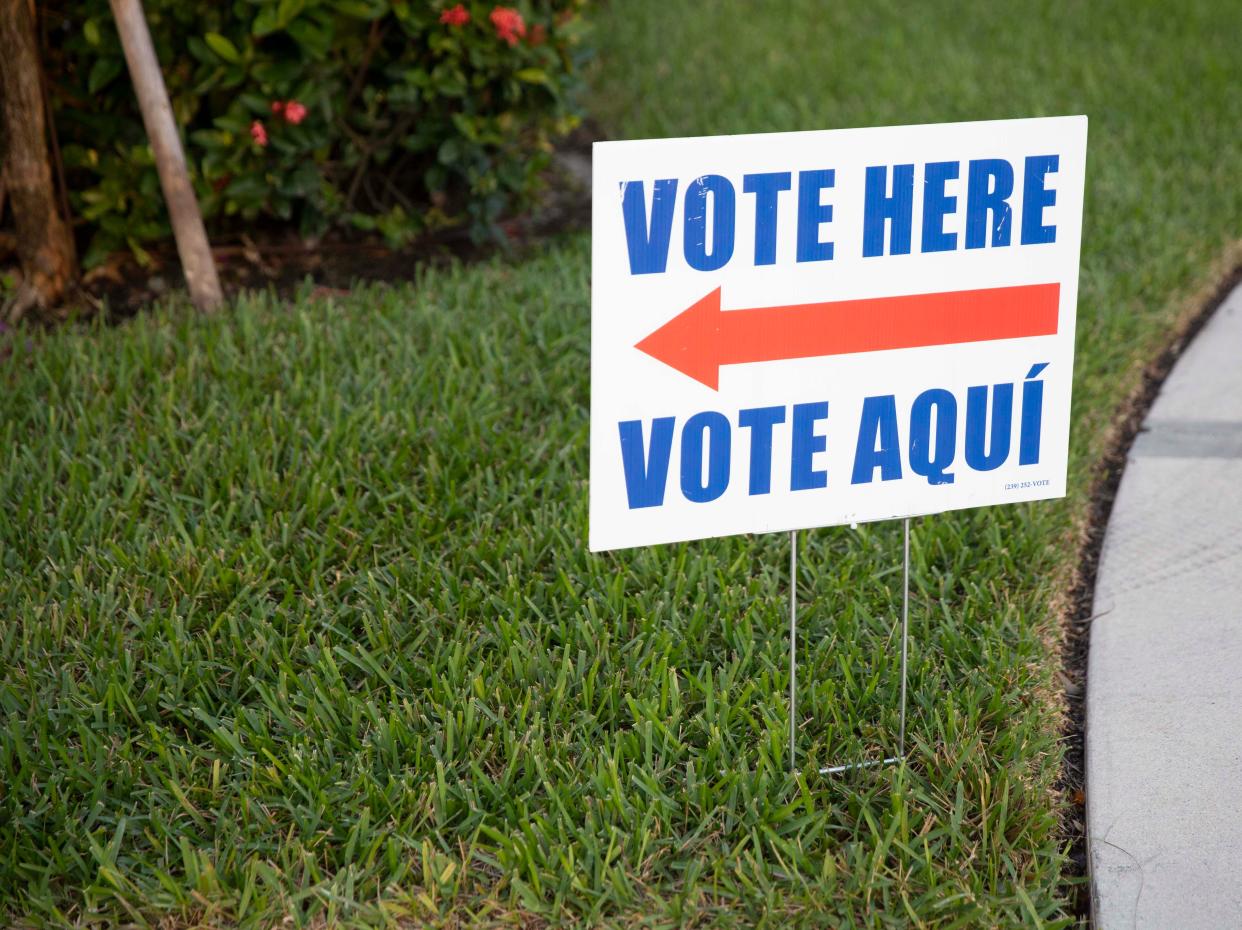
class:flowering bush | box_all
[43,1,588,266]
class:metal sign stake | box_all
[898,515,910,759]
[787,519,913,776]
[789,529,798,771]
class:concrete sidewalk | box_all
[1087,280,1242,928]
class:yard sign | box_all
[590,116,1087,552]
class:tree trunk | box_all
[0,0,77,319]
[110,0,222,313]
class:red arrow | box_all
[634,283,1060,389]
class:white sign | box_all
[590,116,1087,552]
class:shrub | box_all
[42,0,588,267]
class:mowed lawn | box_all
[3,1,1241,927]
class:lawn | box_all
[3,1,1241,927]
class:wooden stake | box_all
[109,0,222,312]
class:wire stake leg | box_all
[898,517,910,759]
[789,529,797,773]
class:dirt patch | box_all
[1054,241,1242,920]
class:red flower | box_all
[489,6,525,45]
[529,22,547,46]
[250,120,268,147]
[440,4,470,26]
[282,100,307,125]
[270,100,285,115]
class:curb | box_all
[1086,279,1242,927]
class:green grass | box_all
[2,1,1241,926]
[1,261,1067,928]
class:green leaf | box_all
[204,32,241,64]
[252,7,281,36]
[240,93,270,114]
[185,35,214,65]
[189,129,232,149]
[277,0,306,27]
[88,58,123,94]
[225,174,270,200]
[83,19,102,46]
[125,235,154,267]
[213,112,251,134]
[333,0,383,19]
[437,137,461,166]
[514,68,549,85]
[287,19,332,58]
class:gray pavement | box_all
[1087,280,1242,928]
